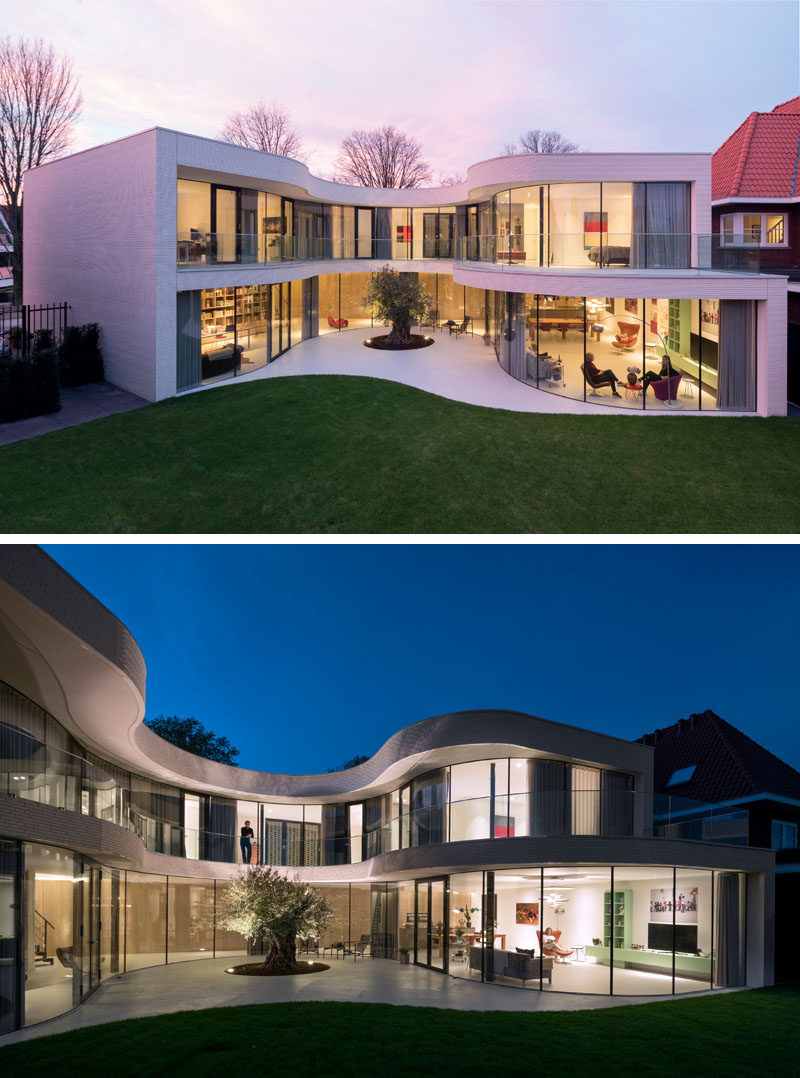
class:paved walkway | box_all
[0,381,148,447]
[0,954,736,1045]
[192,327,745,417]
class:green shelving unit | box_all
[603,890,632,950]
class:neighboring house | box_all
[0,547,774,1033]
[0,207,13,301]
[20,128,787,414]
[638,710,800,981]
[712,96,800,405]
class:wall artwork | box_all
[584,211,608,250]
[624,298,639,315]
[516,902,540,925]
[700,298,720,341]
[649,886,698,924]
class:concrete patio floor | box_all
[0,953,739,1046]
[193,327,726,416]
[192,323,750,416]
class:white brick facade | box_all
[22,128,788,415]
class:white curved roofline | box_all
[0,546,653,802]
[26,126,709,210]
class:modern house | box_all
[712,96,800,405]
[639,710,800,981]
[0,547,774,1033]
[21,128,788,414]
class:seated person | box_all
[641,354,678,390]
[541,926,574,960]
[584,352,622,397]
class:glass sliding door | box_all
[269,283,290,360]
[99,867,122,983]
[239,190,259,263]
[213,186,238,263]
[357,209,372,258]
[415,878,448,972]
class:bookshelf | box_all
[200,286,270,345]
[603,890,632,950]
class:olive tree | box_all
[218,866,332,972]
[363,266,433,347]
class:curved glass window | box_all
[493,291,755,412]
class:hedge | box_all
[0,348,61,422]
[59,323,104,387]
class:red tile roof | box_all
[712,97,800,199]
[771,96,800,115]
[638,710,800,804]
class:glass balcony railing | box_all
[178,231,765,274]
[2,729,744,868]
[178,232,407,267]
[652,795,750,844]
[456,234,762,274]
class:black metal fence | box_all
[0,302,69,357]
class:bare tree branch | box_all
[0,36,82,301]
[334,125,432,189]
[503,128,579,155]
[436,169,465,187]
[220,100,306,162]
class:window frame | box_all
[720,211,787,247]
[771,819,798,850]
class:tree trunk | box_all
[261,931,297,972]
[386,319,412,347]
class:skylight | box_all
[666,765,697,787]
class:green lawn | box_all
[0,375,798,533]
[2,989,799,1077]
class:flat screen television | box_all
[648,923,698,954]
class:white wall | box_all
[23,129,160,401]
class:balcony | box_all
[178,232,766,275]
[456,234,763,275]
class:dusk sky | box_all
[8,1,799,179]
[43,544,800,776]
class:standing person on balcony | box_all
[240,820,254,864]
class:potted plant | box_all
[398,947,410,965]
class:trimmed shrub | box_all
[33,328,55,352]
[0,348,60,422]
[59,323,104,386]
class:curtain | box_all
[0,841,21,1034]
[410,768,448,846]
[630,183,690,268]
[206,795,236,863]
[176,291,202,391]
[717,300,756,410]
[601,771,634,835]
[504,292,527,380]
[630,183,647,268]
[715,872,743,987]
[374,207,392,261]
[646,183,690,268]
[529,760,569,836]
[571,766,600,835]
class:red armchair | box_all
[537,929,573,958]
[327,314,348,329]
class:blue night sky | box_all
[42,544,800,776]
